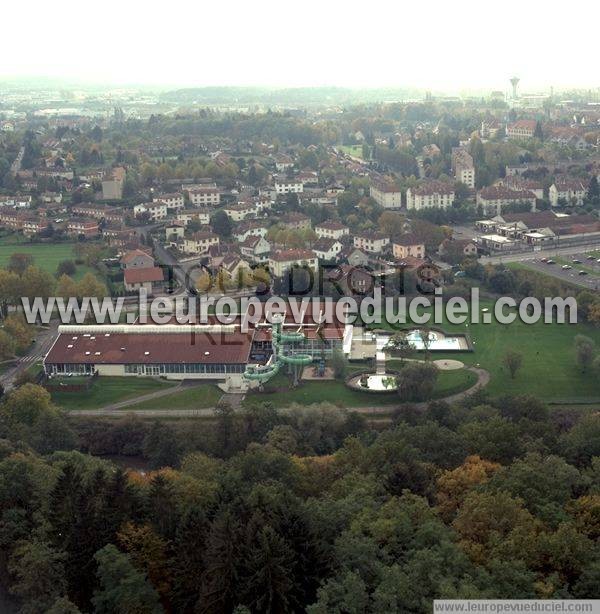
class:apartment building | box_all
[406,181,455,210]
[188,187,221,207]
[549,178,587,207]
[269,249,318,277]
[452,148,475,188]
[392,234,425,259]
[370,180,402,209]
[315,221,350,240]
[353,231,390,254]
[183,231,220,255]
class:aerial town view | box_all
[1,2,600,613]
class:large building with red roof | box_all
[43,300,348,391]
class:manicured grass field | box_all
[0,239,94,280]
[125,384,223,410]
[51,377,175,411]
[375,299,600,401]
[339,145,364,159]
[242,367,477,409]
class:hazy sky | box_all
[3,0,598,91]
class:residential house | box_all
[66,218,100,238]
[476,186,537,216]
[101,166,126,200]
[71,203,124,224]
[340,246,370,267]
[281,212,311,230]
[451,148,475,188]
[353,231,390,254]
[273,176,304,194]
[275,154,294,172]
[315,220,350,240]
[133,202,168,221]
[165,221,185,243]
[549,178,587,207]
[120,249,155,270]
[183,231,220,255]
[370,180,402,209]
[506,120,538,140]
[22,216,49,236]
[313,238,343,261]
[438,238,478,260]
[124,267,164,293]
[497,176,544,200]
[392,234,425,260]
[177,209,210,226]
[223,202,257,222]
[188,187,221,207]
[232,220,269,242]
[240,235,270,264]
[154,193,184,210]
[269,249,317,277]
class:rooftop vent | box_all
[85,351,90,355]
[104,333,110,337]
[94,352,101,356]
[144,351,150,355]
[204,351,210,356]
[72,336,78,340]
[67,344,73,348]
[120,347,126,351]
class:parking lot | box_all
[517,250,600,290]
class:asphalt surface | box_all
[516,253,600,290]
[0,321,59,391]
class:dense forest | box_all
[1,384,600,612]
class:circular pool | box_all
[345,370,401,394]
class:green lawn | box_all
[372,299,600,401]
[125,384,223,410]
[339,145,364,159]
[51,377,176,411]
[242,367,477,409]
[0,239,94,279]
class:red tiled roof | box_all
[124,267,164,284]
[270,249,316,262]
[46,330,252,365]
[120,249,153,264]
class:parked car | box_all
[562,264,572,270]
[573,259,582,264]
[546,259,556,265]
[579,270,588,276]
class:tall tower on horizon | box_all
[510,76,520,99]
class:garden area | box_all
[242,365,478,409]
[370,299,600,402]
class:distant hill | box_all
[158,86,422,106]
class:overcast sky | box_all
[3,0,598,92]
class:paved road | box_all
[0,321,59,391]
[481,243,600,266]
[515,257,600,290]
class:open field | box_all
[373,298,600,401]
[242,367,477,408]
[125,383,223,410]
[0,239,95,280]
[339,145,364,159]
[51,376,175,410]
